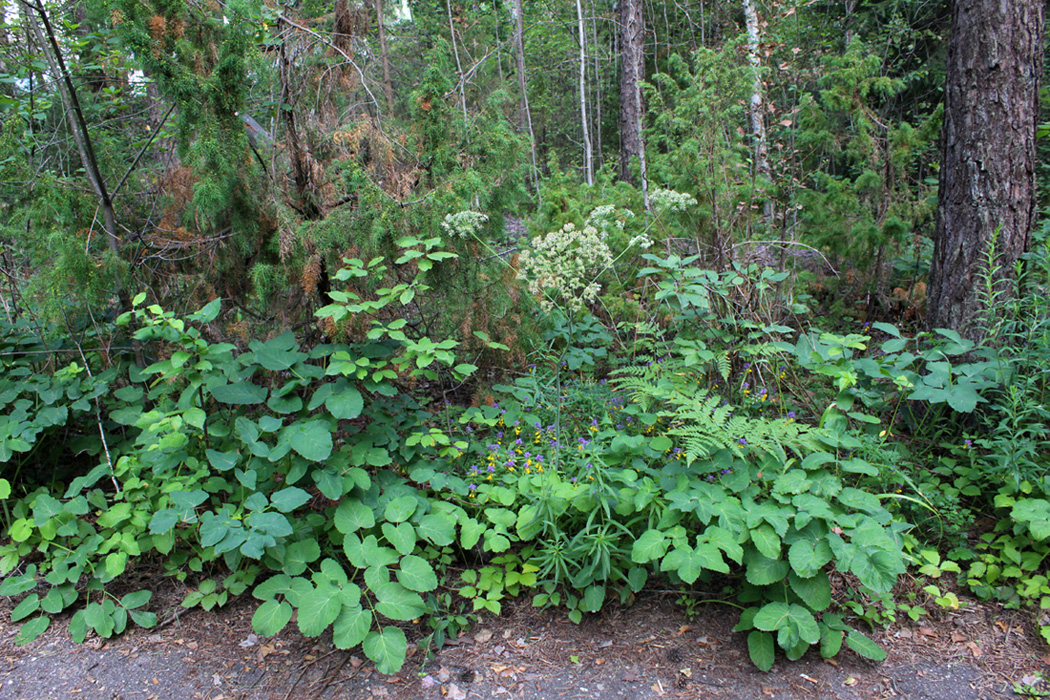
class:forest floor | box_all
[0,581,1045,700]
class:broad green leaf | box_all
[270,487,311,513]
[0,478,10,499]
[581,585,606,613]
[384,496,418,523]
[819,623,843,658]
[149,510,179,535]
[15,616,50,646]
[249,332,302,371]
[396,555,438,592]
[334,499,375,534]
[850,548,903,593]
[745,552,789,586]
[253,599,293,637]
[333,605,371,649]
[210,382,267,405]
[121,590,152,609]
[283,539,321,576]
[845,630,886,661]
[11,594,40,622]
[417,512,456,546]
[789,571,831,611]
[313,469,344,500]
[750,524,781,560]
[631,529,668,563]
[248,512,293,538]
[32,494,64,525]
[753,601,791,631]
[363,626,407,674]
[748,631,775,671]
[326,388,364,420]
[297,584,343,636]
[788,539,833,578]
[68,609,87,643]
[382,522,417,556]
[374,582,427,620]
[281,420,333,462]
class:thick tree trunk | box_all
[618,0,649,208]
[927,0,1044,338]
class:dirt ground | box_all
[0,583,1046,700]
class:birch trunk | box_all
[742,0,771,226]
[575,0,593,186]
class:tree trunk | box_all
[619,0,649,209]
[25,0,118,257]
[575,0,593,186]
[927,0,1045,338]
[375,0,395,113]
[511,0,539,188]
[742,0,771,228]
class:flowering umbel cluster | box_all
[517,222,613,313]
[650,188,698,212]
[441,210,489,238]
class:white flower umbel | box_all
[585,204,633,233]
[517,222,613,313]
[441,210,489,238]
[649,188,698,213]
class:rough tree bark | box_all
[927,0,1045,338]
[618,0,649,209]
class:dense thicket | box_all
[1,0,1049,682]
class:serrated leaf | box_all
[335,499,375,534]
[252,599,293,637]
[751,524,781,559]
[748,631,775,671]
[374,582,427,620]
[382,522,417,556]
[631,529,668,563]
[417,512,456,546]
[789,571,832,611]
[788,539,832,578]
[384,496,418,523]
[363,626,407,674]
[581,585,606,613]
[396,555,438,592]
[297,584,342,636]
[745,552,789,586]
[333,605,372,649]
